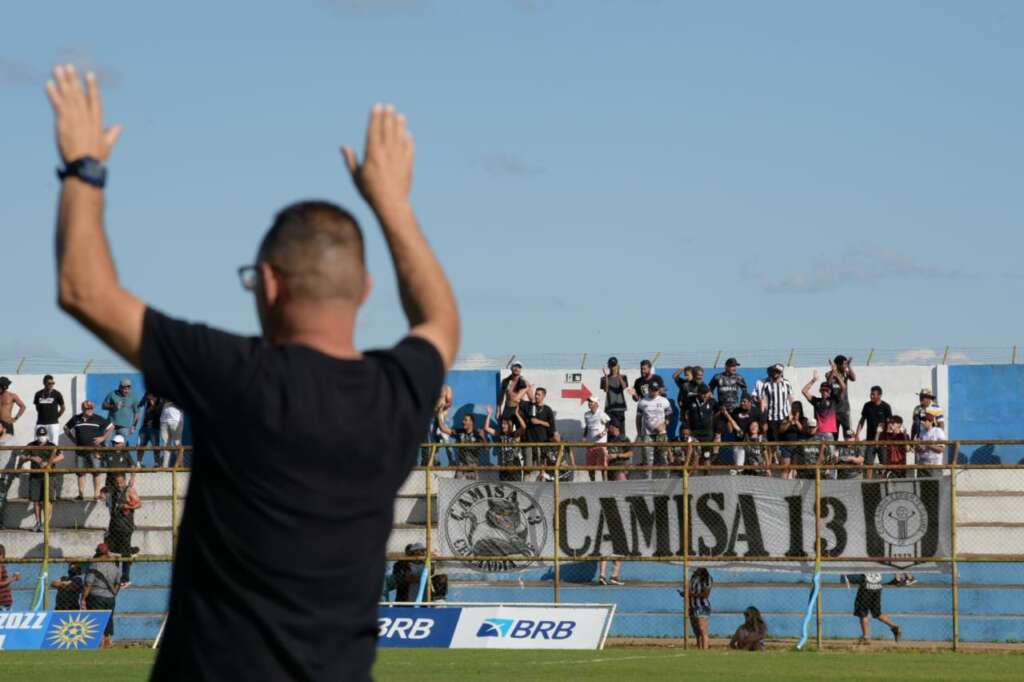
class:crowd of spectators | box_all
[430,356,948,480]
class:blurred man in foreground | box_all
[47,65,458,680]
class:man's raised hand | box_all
[342,104,414,209]
[46,65,122,165]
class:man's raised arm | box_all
[343,105,460,368]
[47,65,145,367]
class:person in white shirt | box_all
[159,400,185,467]
[582,396,611,481]
[913,413,946,478]
[637,385,673,479]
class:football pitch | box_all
[1,648,1022,681]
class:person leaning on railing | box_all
[914,413,947,478]
[64,400,113,500]
[18,426,64,532]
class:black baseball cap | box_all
[649,375,665,389]
[725,358,740,367]
[607,356,619,367]
[0,376,9,388]
[35,426,48,437]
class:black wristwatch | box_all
[57,156,107,189]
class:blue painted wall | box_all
[948,365,1024,464]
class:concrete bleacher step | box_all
[2,497,183,530]
[0,528,173,558]
[1,471,190,499]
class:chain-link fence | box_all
[388,440,1024,650]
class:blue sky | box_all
[2,0,1022,364]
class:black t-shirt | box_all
[64,414,110,447]
[140,307,444,682]
[600,374,628,412]
[34,389,65,425]
[685,398,718,438]
[827,372,852,413]
[139,398,165,430]
[634,375,663,401]
[708,373,747,411]
[55,575,84,610]
[23,439,58,479]
[520,401,555,443]
[860,400,892,440]
[675,378,702,411]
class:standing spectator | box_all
[836,431,865,480]
[64,401,113,500]
[637,384,673,478]
[487,412,526,482]
[722,411,769,475]
[100,434,137,502]
[687,568,713,650]
[911,388,945,439]
[914,413,946,478]
[672,366,694,413]
[709,358,747,412]
[598,425,629,586]
[755,364,793,445]
[857,386,892,479]
[849,573,902,644]
[600,357,629,433]
[428,385,453,465]
[630,359,664,430]
[684,384,719,471]
[33,375,66,446]
[439,411,489,480]
[826,355,857,438]
[106,472,141,587]
[83,543,121,648]
[159,400,185,467]
[137,392,164,467]
[879,416,910,478]
[103,378,139,445]
[729,606,767,651]
[802,370,840,441]
[674,366,705,419]
[0,544,20,612]
[778,402,814,480]
[719,394,761,471]
[18,426,64,532]
[498,363,528,422]
[521,388,556,480]
[52,563,85,610]
[0,376,26,442]
[583,396,611,482]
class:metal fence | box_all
[3,442,1023,649]
[396,440,1024,650]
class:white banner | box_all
[450,605,614,650]
[438,477,950,573]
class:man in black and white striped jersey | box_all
[756,364,794,444]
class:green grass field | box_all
[1,648,1022,681]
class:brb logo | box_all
[378,617,435,641]
[476,618,576,640]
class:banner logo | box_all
[46,613,103,649]
[874,490,929,548]
[444,482,548,572]
[476,619,514,638]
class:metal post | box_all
[83,359,94,374]
[651,352,662,368]
[815,441,824,650]
[43,465,51,609]
[682,461,690,649]
[950,443,959,651]
[15,357,26,374]
[712,351,722,369]
[942,346,950,365]
[786,349,795,367]
[425,445,436,602]
[554,444,563,604]
[866,349,875,366]
[1013,346,1018,365]
[580,353,587,370]
[177,445,185,470]
[171,467,179,553]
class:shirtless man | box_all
[0,377,27,444]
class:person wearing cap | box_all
[498,363,528,420]
[709,359,747,412]
[102,378,139,446]
[64,400,114,500]
[83,542,121,648]
[583,396,611,481]
[600,357,630,433]
[636,381,673,479]
[0,377,26,445]
[105,471,141,587]
[17,426,65,532]
[675,366,705,420]
[100,434,137,504]
[913,413,947,478]
[755,364,794,445]
[911,388,945,440]
[801,370,841,478]
[684,384,721,472]
[33,375,66,447]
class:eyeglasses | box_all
[238,265,259,291]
